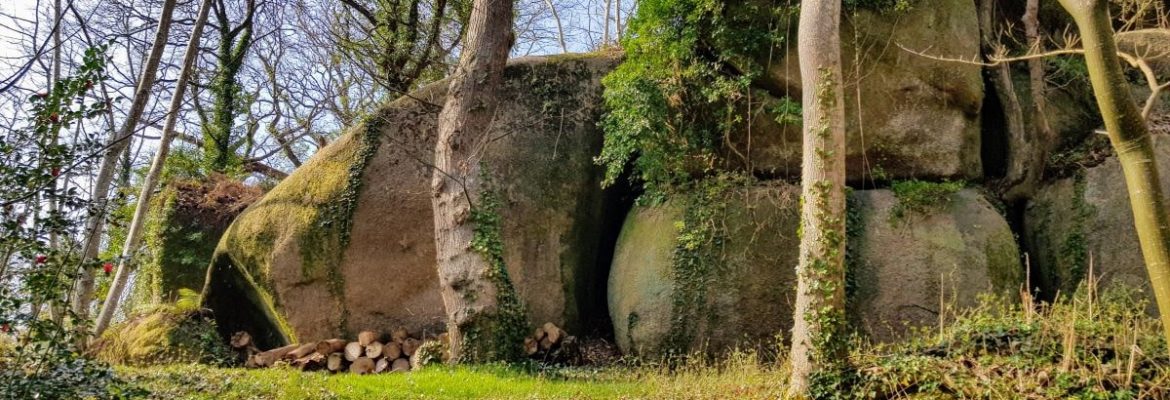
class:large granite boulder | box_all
[608,185,1023,357]
[736,0,984,182]
[1025,134,1170,306]
[202,54,622,348]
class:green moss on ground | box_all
[91,301,235,367]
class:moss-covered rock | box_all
[608,185,1022,356]
[850,188,1023,341]
[90,304,234,366]
[608,184,800,357]
[742,0,984,182]
[203,54,623,348]
[1025,135,1170,309]
[141,176,261,304]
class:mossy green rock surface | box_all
[609,186,1022,356]
[850,188,1023,341]
[203,54,622,348]
[608,184,801,357]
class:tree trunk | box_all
[91,0,211,337]
[1001,0,1054,201]
[1058,0,1170,350]
[788,0,847,396]
[430,0,526,363]
[72,0,178,324]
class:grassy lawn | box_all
[121,358,784,400]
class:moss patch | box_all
[888,180,965,222]
[91,303,234,367]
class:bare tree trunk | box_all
[543,0,567,53]
[788,0,847,396]
[430,0,526,363]
[1058,0,1170,350]
[72,0,178,326]
[615,0,622,39]
[603,0,611,45]
[93,0,212,337]
[1001,0,1054,201]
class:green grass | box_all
[122,364,650,399]
[119,284,1170,399]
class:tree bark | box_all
[1001,0,1054,201]
[91,0,212,337]
[1057,0,1170,350]
[430,0,526,363]
[72,0,179,324]
[788,0,847,396]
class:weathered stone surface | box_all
[1025,135,1170,307]
[740,0,984,182]
[608,186,1022,356]
[203,54,622,348]
[608,184,801,357]
[850,189,1023,341]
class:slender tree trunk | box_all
[1001,0,1053,201]
[1058,0,1170,349]
[430,0,525,363]
[788,0,847,396]
[72,0,178,324]
[93,0,212,337]
[603,0,611,45]
[543,0,567,53]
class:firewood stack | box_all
[232,328,446,374]
[523,322,579,364]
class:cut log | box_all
[316,338,347,355]
[253,344,298,367]
[292,353,325,371]
[287,343,317,360]
[366,341,384,359]
[345,341,364,361]
[391,358,410,372]
[532,327,546,342]
[524,337,539,356]
[375,357,390,373]
[350,357,375,374]
[403,338,421,357]
[543,322,562,344]
[230,331,253,349]
[391,327,409,343]
[384,342,403,360]
[327,352,345,372]
[357,330,379,347]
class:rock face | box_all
[739,0,984,182]
[1025,135,1170,306]
[203,54,622,349]
[608,185,801,356]
[608,185,1022,356]
[849,189,1023,341]
[139,176,262,304]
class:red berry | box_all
[35,254,47,264]
[48,113,59,123]
[50,167,60,177]
[1,324,9,333]
[103,262,114,275]
[84,80,93,90]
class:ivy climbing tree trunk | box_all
[72,0,178,324]
[202,0,256,173]
[1057,0,1170,349]
[93,0,213,338]
[430,0,527,362]
[788,0,847,396]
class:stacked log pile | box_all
[230,322,580,371]
[523,322,579,364]
[232,328,448,374]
